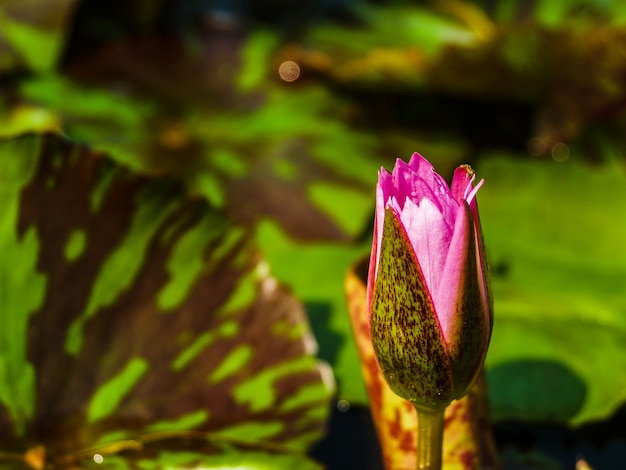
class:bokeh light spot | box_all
[551,142,570,162]
[278,61,301,82]
[160,125,190,149]
[527,137,546,157]
[337,399,350,412]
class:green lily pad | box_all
[255,219,372,404]
[0,440,323,470]
[1,29,383,407]
[0,133,332,467]
[11,31,382,242]
[0,26,471,410]
[15,75,158,170]
[477,153,626,425]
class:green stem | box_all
[414,405,445,470]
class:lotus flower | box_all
[368,153,492,412]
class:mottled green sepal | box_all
[370,208,452,410]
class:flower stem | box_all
[414,405,445,470]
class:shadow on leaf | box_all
[487,359,587,423]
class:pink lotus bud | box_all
[367,153,492,411]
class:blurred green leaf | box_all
[0,0,78,72]
[471,0,626,26]
[186,84,380,240]
[0,133,332,467]
[2,31,387,406]
[133,447,323,470]
[479,153,626,424]
[0,439,324,469]
[256,219,371,404]
[12,62,381,241]
[307,6,477,59]
[16,75,156,169]
[0,13,57,71]
[238,30,281,91]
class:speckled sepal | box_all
[370,208,453,410]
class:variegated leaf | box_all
[0,133,332,469]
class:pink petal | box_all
[395,155,452,218]
[451,165,490,330]
[451,165,474,205]
[373,168,393,276]
[471,197,492,333]
[451,164,483,207]
[433,202,471,345]
[366,209,379,316]
[399,197,452,298]
[408,153,452,203]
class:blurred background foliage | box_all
[1,0,626,468]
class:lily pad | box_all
[0,133,332,468]
[3,36,363,421]
[3,32,387,406]
[256,219,372,404]
[11,31,382,242]
[477,153,626,425]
